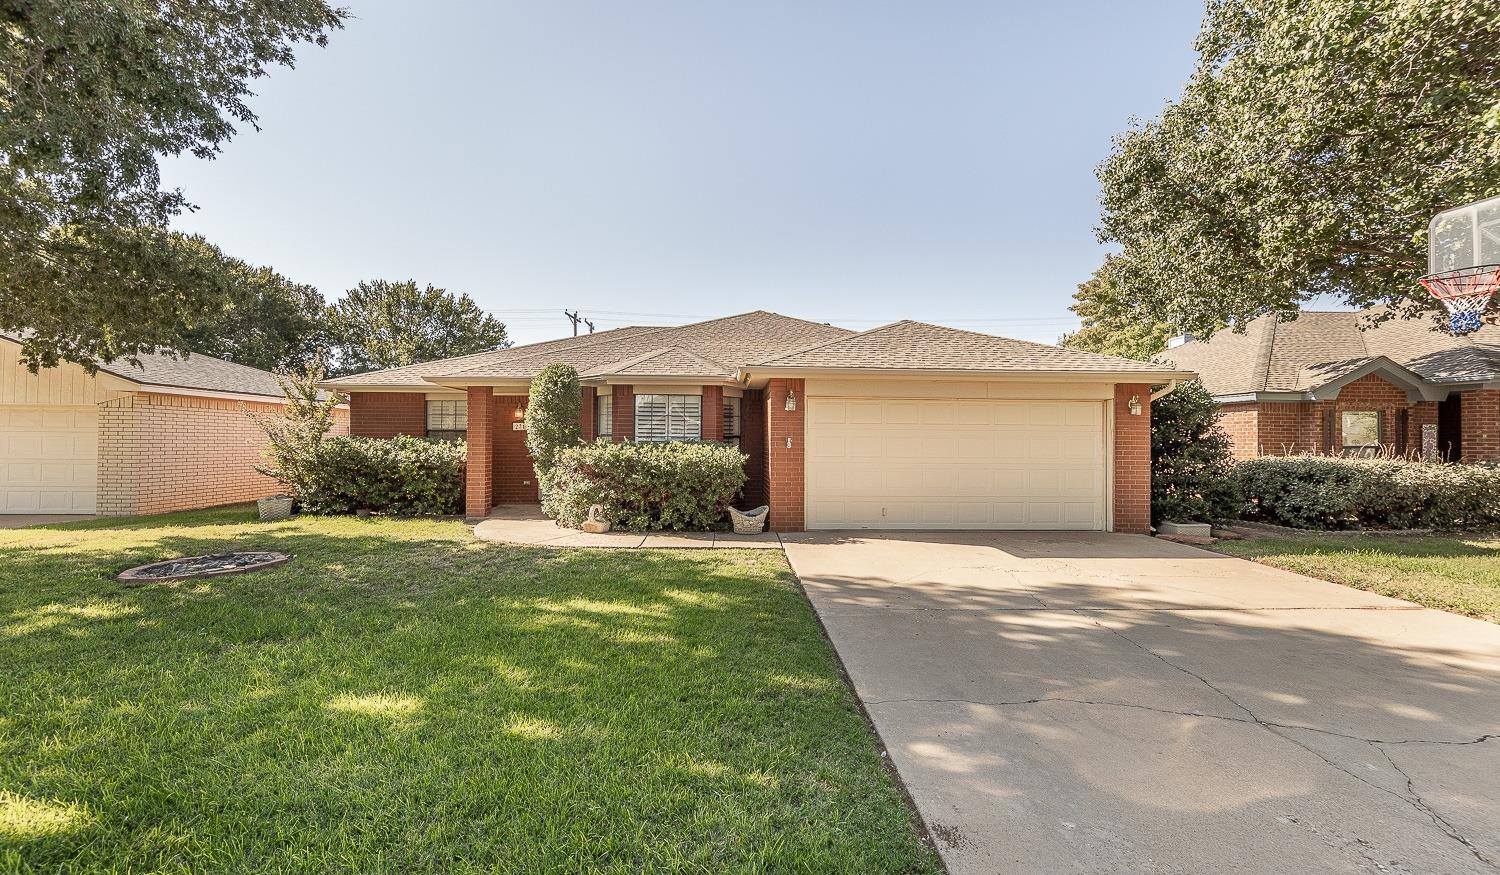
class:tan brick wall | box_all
[1113,384,1151,534]
[96,392,349,517]
[349,391,426,438]
[465,387,495,518]
[766,378,805,532]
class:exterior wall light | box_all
[785,389,797,411]
[1128,395,1143,416]
[515,406,526,420]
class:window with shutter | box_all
[634,394,701,441]
[425,400,468,443]
[596,394,613,438]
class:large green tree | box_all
[1061,257,1175,361]
[0,0,345,371]
[1097,0,1500,335]
[176,236,327,372]
[327,280,509,375]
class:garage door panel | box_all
[806,398,1105,531]
[0,405,97,515]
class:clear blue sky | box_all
[161,1,1205,347]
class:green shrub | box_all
[298,435,466,516]
[525,363,581,478]
[1151,380,1241,523]
[542,440,748,531]
[1234,456,1500,530]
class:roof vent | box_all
[1166,333,1196,348]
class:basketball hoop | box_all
[1419,264,1500,335]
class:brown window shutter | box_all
[1395,409,1408,455]
[1322,408,1336,454]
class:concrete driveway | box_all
[782,531,1500,874]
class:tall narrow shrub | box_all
[525,363,581,480]
[244,356,344,498]
[1151,380,1241,523]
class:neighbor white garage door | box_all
[805,398,1107,530]
[0,406,98,513]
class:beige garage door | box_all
[805,397,1107,530]
[0,406,98,513]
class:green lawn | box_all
[1216,533,1500,622]
[0,509,939,874]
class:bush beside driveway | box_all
[0,509,940,873]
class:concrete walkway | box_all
[471,505,782,549]
[0,514,92,529]
[782,530,1500,874]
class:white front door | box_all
[0,406,98,513]
[805,397,1107,530]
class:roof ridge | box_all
[444,324,678,376]
[898,319,1171,367]
[751,321,907,365]
[1254,314,1277,391]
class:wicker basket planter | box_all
[257,495,295,522]
[729,505,769,535]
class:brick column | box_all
[579,386,597,442]
[1462,389,1500,461]
[611,384,633,442]
[465,386,495,519]
[1113,383,1151,534]
[766,378,805,532]
[702,385,724,441]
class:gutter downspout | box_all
[1149,380,1179,402]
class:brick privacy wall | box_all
[97,392,349,516]
[1113,384,1151,534]
[766,378,805,532]
[1462,389,1500,461]
[465,387,495,517]
[702,386,724,442]
[739,388,767,509]
[1217,403,1259,460]
[493,394,539,503]
[349,391,426,438]
[579,386,596,442]
[611,384,633,442]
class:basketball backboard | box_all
[1429,194,1500,274]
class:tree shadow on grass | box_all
[1,516,939,873]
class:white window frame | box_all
[634,394,702,442]
[425,399,468,442]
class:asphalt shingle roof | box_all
[1161,308,1500,396]
[327,312,853,385]
[751,320,1187,373]
[3,332,293,398]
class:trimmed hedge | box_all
[299,435,466,516]
[1233,456,1500,530]
[542,440,748,531]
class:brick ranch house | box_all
[1161,308,1500,461]
[0,332,348,517]
[321,311,1191,533]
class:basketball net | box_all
[1419,264,1500,335]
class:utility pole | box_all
[584,318,595,334]
[564,309,582,336]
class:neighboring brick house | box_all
[322,311,1189,533]
[0,333,347,517]
[1161,308,1500,462]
